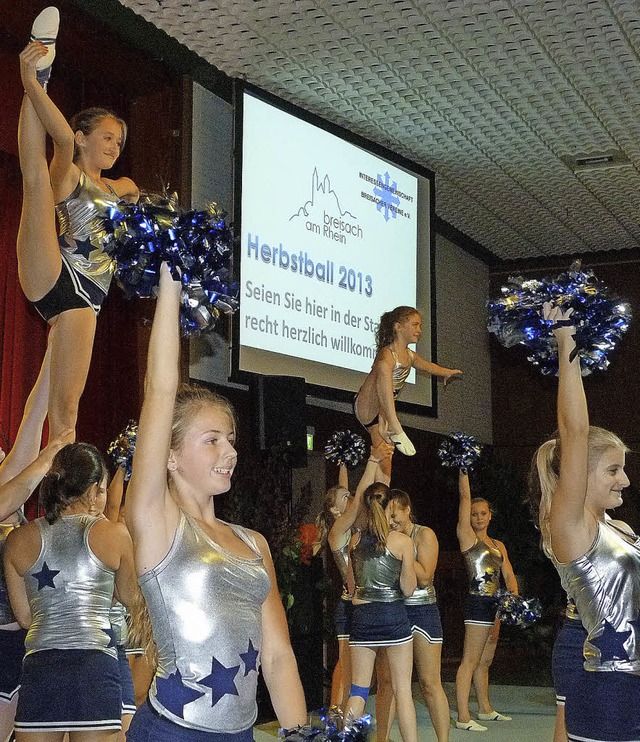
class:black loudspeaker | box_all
[251,375,307,468]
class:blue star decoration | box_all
[155,669,205,718]
[240,639,259,676]
[591,620,631,662]
[198,656,240,707]
[31,562,60,590]
[482,570,495,584]
[102,627,117,648]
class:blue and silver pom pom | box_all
[107,420,138,481]
[437,432,482,470]
[102,195,238,335]
[496,591,542,629]
[324,430,367,468]
[487,260,631,375]
[280,707,372,742]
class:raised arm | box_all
[104,466,125,523]
[544,303,593,563]
[125,264,182,573]
[327,442,389,551]
[412,353,462,386]
[254,532,306,728]
[456,469,476,551]
[415,526,439,587]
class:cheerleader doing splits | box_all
[455,471,517,732]
[18,8,139,440]
[344,484,417,742]
[4,442,139,741]
[354,306,461,470]
[529,303,640,742]
[124,264,306,740]
[384,490,451,742]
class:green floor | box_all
[255,682,557,741]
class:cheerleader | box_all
[344,483,417,742]
[4,442,139,740]
[313,446,391,710]
[455,470,517,731]
[17,8,139,440]
[384,489,451,742]
[124,264,306,739]
[528,303,640,742]
[354,306,461,471]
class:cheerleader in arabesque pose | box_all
[17,8,138,441]
[124,264,306,740]
[312,444,392,711]
[528,303,640,742]
[344,483,417,742]
[4,442,139,740]
[455,470,517,732]
[354,306,461,476]
[381,489,451,742]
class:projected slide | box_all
[240,92,419,377]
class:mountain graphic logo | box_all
[290,168,356,222]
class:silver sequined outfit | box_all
[404,524,436,605]
[140,512,270,733]
[390,348,414,397]
[462,539,502,597]
[351,532,403,602]
[555,520,640,673]
[24,514,116,657]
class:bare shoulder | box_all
[375,347,395,367]
[6,520,39,544]
[108,176,139,202]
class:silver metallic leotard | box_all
[109,600,129,647]
[140,512,271,733]
[24,514,116,657]
[555,520,640,673]
[351,532,403,602]
[56,171,119,301]
[462,539,502,597]
[0,513,26,626]
[331,535,352,599]
[404,524,436,606]
[390,348,414,397]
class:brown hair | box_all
[313,485,349,556]
[69,107,128,162]
[40,443,107,524]
[528,426,628,557]
[171,383,237,452]
[388,488,414,522]
[362,482,391,552]
[375,306,420,350]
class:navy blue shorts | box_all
[334,598,352,640]
[118,645,137,715]
[126,701,254,742]
[0,628,26,702]
[349,601,412,647]
[565,669,640,741]
[405,603,443,644]
[552,617,587,706]
[15,649,121,733]
[464,594,498,626]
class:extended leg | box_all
[384,643,417,742]
[455,623,493,725]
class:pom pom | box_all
[324,430,367,468]
[107,420,138,480]
[487,260,631,375]
[496,590,542,628]
[102,196,238,335]
[437,432,482,470]
[279,707,372,742]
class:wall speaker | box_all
[251,375,307,468]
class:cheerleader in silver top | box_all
[384,490,451,742]
[312,448,390,711]
[124,265,306,741]
[4,442,138,739]
[16,10,138,440]
[354,306,462,468]
[529,303,640,742]
[455,470,518,732]
[344,483,417,742]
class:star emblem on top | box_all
[31,561,60,590]
[591,620,631,662]
[198,656,240,707]
[482,570,494,584]
[240,639,259,676]
[155,668,205,718]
